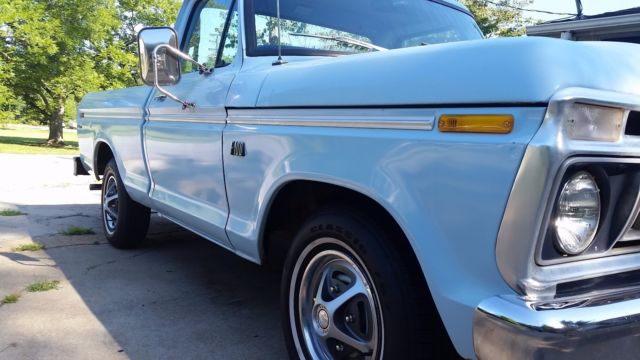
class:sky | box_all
[524,0,640,22]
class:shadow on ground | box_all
[0,135,78,149]
[2,203,287,360]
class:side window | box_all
[182,0,236,73]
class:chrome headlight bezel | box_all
[537,161,640,266]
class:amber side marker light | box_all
[438,115,514,134]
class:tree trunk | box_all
[47,100,65,145]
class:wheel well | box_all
[94,142,114,178]
[263,181,410,266]
[262,180,456,352]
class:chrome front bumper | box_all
[473,293,640,359]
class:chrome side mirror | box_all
[138,27,181,87]
[137,27,212,109]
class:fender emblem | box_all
[230,141,246,157]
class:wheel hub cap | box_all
[317,307,330,330]
[291,242,383,359]
[102,175,119,235]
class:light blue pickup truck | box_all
[74,0,640,358]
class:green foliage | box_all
[0,0,180,141]
[0,125,78,154]
[12,243,45,252]
[0,209,25,216]
[1,293,21,304]
[62,226,95,235]
[102,0,181,88]
[26,280,60,292]
[463,0,533,37]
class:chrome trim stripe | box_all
[227,108,435,130]
[81,108,144,114]
[83,114,142,119]
[148,115,227,123]
[148,108,227,123]
[79,108,143,120]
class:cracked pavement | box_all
[0,154,286,359]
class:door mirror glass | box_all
[138,27,181,87]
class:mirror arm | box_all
[152,44,212,110]
[161,45,213,76]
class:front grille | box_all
[616,212,640,248]
[625,111,640,136]
[556,268,640,298]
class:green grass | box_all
[0,124,78,155]
[1,293,21,304]
[12,243,45,252]
[0,209,25,216]
[26,280,60,292]
[61,226,95,236]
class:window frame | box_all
[214,0,239,68]
[180,0,239,72]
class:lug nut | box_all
[330,285,339,293]
[345,314,354,323]
[335,344,344,352]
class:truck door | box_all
[144,0,239,248]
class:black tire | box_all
[101,159,150,249]
[281,206,458,359]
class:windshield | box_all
[247,0,483,56]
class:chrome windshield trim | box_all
[227,108,435,130]
[496,87,640,298]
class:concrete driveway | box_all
[0,154,287,359]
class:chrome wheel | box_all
[102,174,119,235]
[290,238,383,359]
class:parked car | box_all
[74,0,640,358]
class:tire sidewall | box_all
[282,209,411,360]
[100,158,150,248]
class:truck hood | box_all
[255,36,640,107]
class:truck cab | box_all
[75,0,640,358]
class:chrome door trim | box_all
[147,107,227,124]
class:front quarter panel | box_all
[223,106,546,357]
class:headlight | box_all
[554,171,601,255]
[565,104,625,142]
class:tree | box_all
[0,60,21,124]
[462,0,533,38]
[0,0,179,144]
[101,0,181,88]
